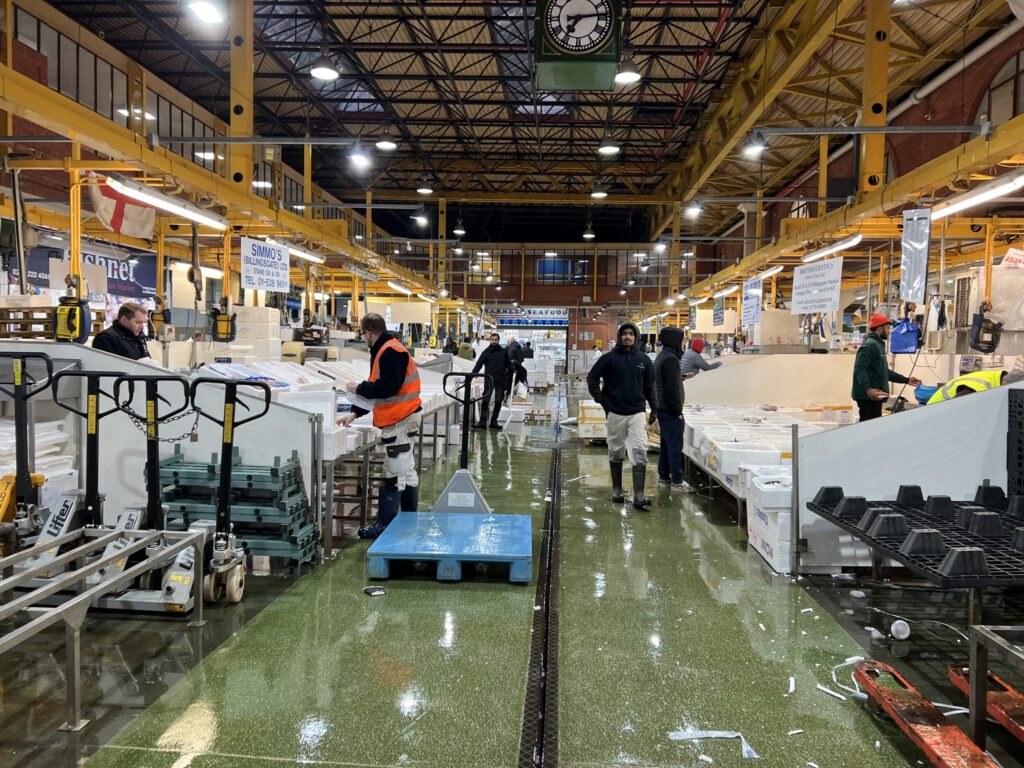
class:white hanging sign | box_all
[240,237,290,292]
[791,257,844,314]
[742,278,762,327]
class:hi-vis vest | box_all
[370,338,422,427]
[927,370,1004,405]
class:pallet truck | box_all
[0,351,55,548]
[853,659,998,767]
[949,663,1024,743]
[189,377,272,604]
[429,372,495,513]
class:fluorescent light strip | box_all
[106,175,228,230]
[801,232,862,263]
[265,238,326,265]
[931,167,1024,221]
[757,265,784,279]
[416,293,436,303]
[713,285,739,298]
[689,297,709,307]
[387,281,412,295]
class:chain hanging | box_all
[119,402,204,443]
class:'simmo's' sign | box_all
[240,237,290,292]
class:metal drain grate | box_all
[535,440,580,451]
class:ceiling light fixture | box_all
[106,174,228,230]
[713,285,739,298]
[743,136,767,159]
[309,44,340,81]
[654,243,666,253]
[930,166,1024,220]
[583,222,596,240]
[758,265,785,279]
[685,201,702,218]
[416,176,433,195]
[251,179,272,189]
[664,297,676,306]
[453,218,466,237]
[591,182,608,199]
[598,135,620,156]
[801,232,862,263]
[183,0,226,24]
[375,128,398,151]
[417,293,436,303]
[349,142,371,171]
[410,207,428,227]
[265,238,326,265]
[439,288,449,297]
[614,57,642,85]
[544,251,558,257]
[689,297,709,306]
[387,280,412,295]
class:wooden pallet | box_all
[582,437,607,447]
[0,307,105,340]
[366,511,532,583]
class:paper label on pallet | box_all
[240,237,290,292]
[448,492,476,507]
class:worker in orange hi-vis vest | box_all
[338,313,423,539]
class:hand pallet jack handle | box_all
[50,370,122,527]
[188,378,272,545]
[0,351,54,509]
[112,374,191,529]
[442,372,493,472]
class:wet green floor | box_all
[6,407,957,767]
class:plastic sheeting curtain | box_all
[900,208,931,304]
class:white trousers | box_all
[606,412,648,466]
[381,412,421,491]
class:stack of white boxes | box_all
[524,356,555,389]
[0,417,77,512]
[196,306,284,363]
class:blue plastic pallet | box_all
[367,512,532,583]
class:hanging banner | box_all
[791,257,844,314]
[688,309,696,330]
[240,237,290,292]
[11,246,156,298]
[900,208,931,304]
[712,297,725,327]
[742,278,762,327]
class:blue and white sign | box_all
[495,307,569,327]
[12,246,157,298]
[712,297,725,327]
[241,237,290,292]
[742,277,762,327]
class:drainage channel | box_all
[518,420,565,768]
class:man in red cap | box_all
[680,337,723,378]
[852,313,921,421]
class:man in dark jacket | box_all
[92,303,151,360]
[653,326,687,490]
[586,322,656,509]
[523,341,535,359]
[507,337,528,391]
[472,332,512,429]
[852,313,920,422]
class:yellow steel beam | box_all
[229,0,254,194]
[333,188,679,205]
[0,61,440,293]
[1,0,14,138]
[68,142,82,295]
[859,0,890,197]
[651,0,861,239]
[642,108,1024,313]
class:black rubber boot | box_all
[400,484,419,512]
[632,465,652,509]
[610,461,625,503]
[358,486,401,539]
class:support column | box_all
[984,224,995,302]
[669,209,681,300]
[222,230,232,302]
[229,0,255,193]
[156,225,166,305]
[738,203,758,257]
[365,190,373,251]
[304,142,313,221]
[438,198,447,292]
[68,143,82,297]
[859,0,890,197]
[126,61,147,137]
[817,136,829,217]
[0,0,13,138]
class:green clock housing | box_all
[534,0,622,92]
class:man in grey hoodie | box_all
[586,322,656,509]
[653,326,687,490]
[680,337,722,377]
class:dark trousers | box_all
[478,383,506,425]
[657,412,684,484]
[856,399,883,422]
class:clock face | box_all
[545,0,614,53]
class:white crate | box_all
[579,421,607,439]
[747,527,791,574]
[233,306,281,324]
[749,474,793,511]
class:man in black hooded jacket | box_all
[472,331,512,428]
[586,322,656,508]
[653,326,687,490]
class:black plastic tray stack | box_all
[1010,389,1024,498]
[807,483,1024,588]
[159,445,318,566]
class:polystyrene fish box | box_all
[747,527,791,575]
[738,464,790,498]
[708,441,783,476]
[750,502,792,544]
[233,306,281,324]
[507,406,527,423]
[579,400,606,423]
[235,321,281,339]
[579,421,607,439]
[749,474,793,512]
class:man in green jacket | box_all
[852,313,921,422]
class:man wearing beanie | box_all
[586,322,657,509]
[680,337,723,378]
[852,313,920,422]
[653,327,688,490]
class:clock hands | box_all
[565,11,603,34]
